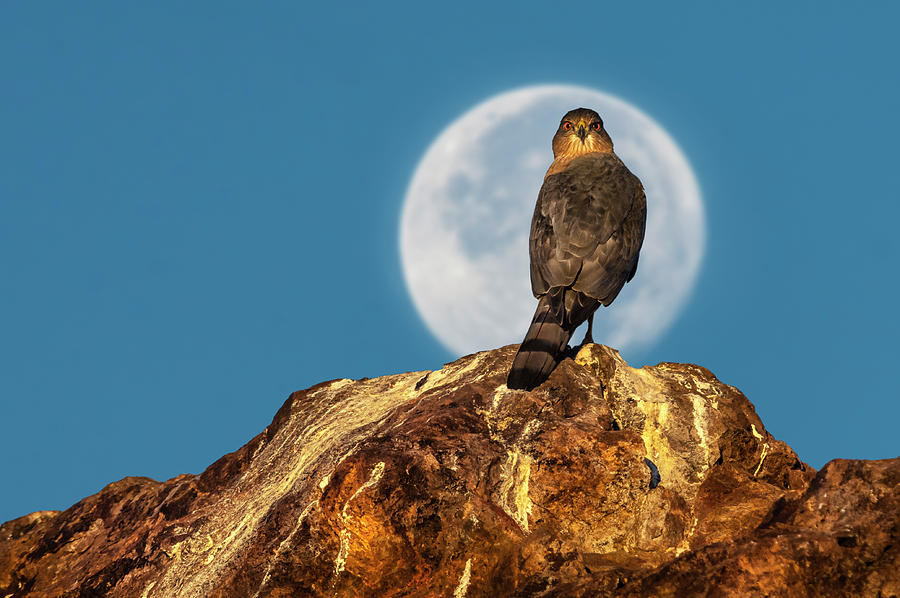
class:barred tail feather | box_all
[507,288,572,391]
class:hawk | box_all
[507,108,647,391]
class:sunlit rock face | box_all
[2,346,898,597]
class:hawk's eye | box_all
[562,121,572,131]
[591,122,601,131]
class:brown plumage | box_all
[507,108,647,391]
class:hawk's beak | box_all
[576,124,587,142]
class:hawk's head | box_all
[552,108,613,159]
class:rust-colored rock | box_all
[1,345,897,597]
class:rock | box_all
[1,345,896,597]
[614,457,900,598]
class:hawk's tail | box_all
[507,287,572,391]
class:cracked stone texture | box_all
[1,344,897,597]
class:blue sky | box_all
[2,2,899,522]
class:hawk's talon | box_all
[580,314,594,346]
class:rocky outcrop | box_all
[1,345,897,597]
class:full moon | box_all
[400,85,704,357]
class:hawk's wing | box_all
[529,153,646,305]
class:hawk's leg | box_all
[581,313,594,345]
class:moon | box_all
[400,85,704,357]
